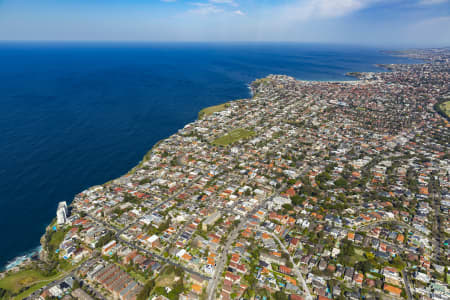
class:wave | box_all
[3,245,42,271]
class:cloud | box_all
[210,0,238,6]
[418,0,449,5]
[187,0,240,15]
[274,0,381,22]
[188,2,224,14]
[233,10,245,16]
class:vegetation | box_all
[0,265,76,300]
[0,270,48,296]
[434,99,450,121]
[96,231,115,248]
[149,265,185,299]
[212,128,255,146]
[124,193,142,204]
[198,103,229,119]
[439,100,450,118]
[44,227,69,259]
[0,223,88,299]
[137,279,156,300]
[0,287,12,300]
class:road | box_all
[115,173,203,239]
[402,269,413,300]
[206,218,245,300]
[359,219,429,240]
[431,190,444,264]
[265,231,313,300]
[162,215,196,253]
[25,258,99,300]
[85,174,212,282]
[205,184,288,300]
[118,237,210,280]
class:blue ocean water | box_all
[0,42,417,269]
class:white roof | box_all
[148,235,159,243]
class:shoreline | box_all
[0,49,422,273]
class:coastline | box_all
[0,66,405,273]
[0,99,242,274]
[0,48,425,277]
[0,46,447,300]
[0,57,416,278]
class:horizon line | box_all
[0,40,448,49]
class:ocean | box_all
[0,42,417,269]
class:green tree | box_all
[96,231,115,248]
[334,177,348,188]
[355,260,372,274]
[72,279,81,290]
[0,288,12,300]
[273,291,288,300]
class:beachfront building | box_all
[57,201,68,225]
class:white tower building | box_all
[57,201,68,225]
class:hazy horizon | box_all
[0,0,449,47]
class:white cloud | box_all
[274,0,381,21]
[210,0,238,7]
[314,0,366,17]
[187,0,240,15]
[188,2,224,14]
[418,0,449,5]
[233,10,245,16]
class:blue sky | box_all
[0,0,449,46]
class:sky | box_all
[0,0,449,46]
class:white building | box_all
[202,211,221,231]
[57,201,68,225]
[268,196,291,210]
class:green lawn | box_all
[0,269,47,294]
[13,280,52,300]
[10,265,78,300]
[440,101,450,118]
[0,258,82,299]
[198,103,229,119]
[212,128,255,146]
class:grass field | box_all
[0,259,82,299]
[13,281,49,300]
[0,269,46,293]
[440,101,450,118]
[212,128,255,146]
[198,103,229,119]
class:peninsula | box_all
[1,48,449,300]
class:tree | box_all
[153,286,167,297]
[338,239,355,264]
[0,288,12,300]
[124,193,141,204]
[334,177,348,188]
[72,279,81,290]
[96,231,115,248]
[355,260,372,274]
[390,256,406,270]
[273,291,288,300]
[290,195,304,206]
[282,204,293,211]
